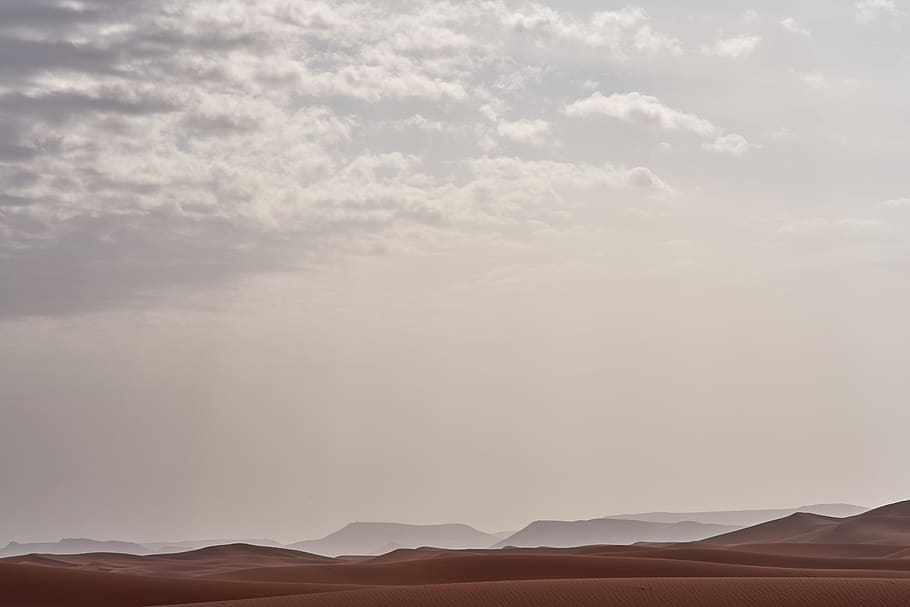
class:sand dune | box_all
[4,501,910,607]
[4,544,332,576]
[6,543,910,606]
[0,563,365,607]
[157,578,910,607]
[144,539,285,553]
[210,551,910,586]
[0,538,150,558]
[704,500,910,546]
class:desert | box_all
[5,501,910,606]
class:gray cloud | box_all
[0,0,907,321]
[0,36,122,77]
[0,0,689,319]
[3,0,910,549]
[0,91,175,122]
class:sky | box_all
[2,0,910,545]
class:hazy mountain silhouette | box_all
[605,504,867,527]
[495,519,738,548]
[288,522,500,556]
[0,538,150,558]
[703,500,910,546]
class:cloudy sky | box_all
[2,0,910,544]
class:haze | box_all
[2,0,909,547]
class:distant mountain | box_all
[495,518,738,548]
[604,504,868,527]
[702,500,910,546]
[289,522,500,556]
[0,538,150,558]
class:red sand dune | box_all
[704,500,910,546]
[0,563,365,607]
[157,578,910,607]
[6,545,910,607]
[5,501,910,607]
[3,543,333,576]
[205,551,910,585]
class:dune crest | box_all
[4,500,910,607]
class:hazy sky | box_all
[2,0,910,545]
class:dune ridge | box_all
[4,500,910,606]
[703,500,910,546]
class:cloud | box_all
[497,5,681,57]
[856,0,901,22]
[565,92,756,156]
[623,166,675,197]
[881,197,910,208]
[497,119,551,146]
[1,0,872,319]
[703,133,761,157]
[385,114,452,133]
[565,92,718,137]
[462,158,675,212]
[702,36,762,59]
[780,17,811,37]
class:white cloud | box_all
[0,0,901,317]
[881,197,910,208]
[704,133,761,157]
[780,17,811,36]
[703,36,762,59]
[855,0,901,22]
[386,114,452,133]
[565,92,757,156]
[497,119,552,146]
[624,166,676,197]
[464,157,675,209]
[565,92,718,137]
[498,5,681,57]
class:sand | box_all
[156,578,910,607]
[4,544,910,607]
[5,502,910,606]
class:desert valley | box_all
[5,500,910,606]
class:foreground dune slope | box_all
[0,563,365,607]
[208,552,910,585]
[6,548,910,607]
[7,499,910,607]
[163,578,910,607]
